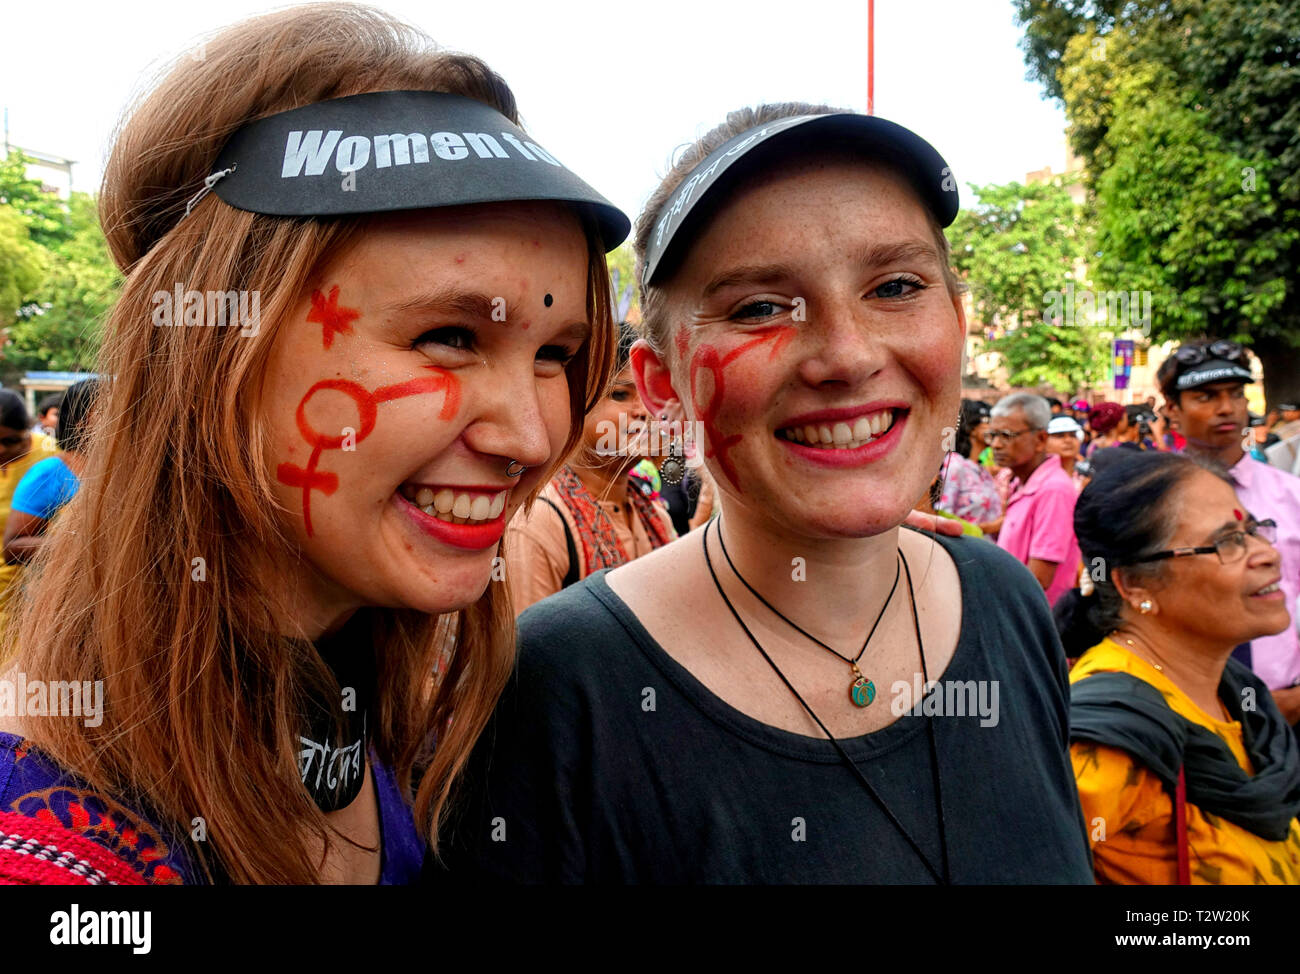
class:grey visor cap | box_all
[641,113,958,287]
[211,90,630,252]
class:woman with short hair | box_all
[439,103,1094,883]
[1057,451,1300,884]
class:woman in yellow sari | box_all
[1056,450,1300,884]
[0,390,55,651]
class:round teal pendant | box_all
[850,676,876,707]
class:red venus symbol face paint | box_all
[277,371,461,537]
[276,283,462,536]
[690,324,796,492]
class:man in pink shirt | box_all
[1159,340,1300,723]
[988,393,1081,606]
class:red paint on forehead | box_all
[1233,508,1244,521]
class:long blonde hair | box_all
[9,3,613,884]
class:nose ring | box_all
[505,459,527,478]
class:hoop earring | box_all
[505,460,527,478]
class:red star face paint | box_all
[307,284,360,350]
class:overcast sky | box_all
[2,0,1067,220]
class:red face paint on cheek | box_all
[276,367,461,537]
[306,284,361,350]
[674,329,690,361]
[689,324,796,492]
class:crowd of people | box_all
[0,3,1296,888]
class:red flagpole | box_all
[867,0,875,115]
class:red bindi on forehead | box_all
[1233,508,1244,521]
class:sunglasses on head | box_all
[1174,340,1245,366]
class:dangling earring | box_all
[661,440,686,486]
[659,413,686,486]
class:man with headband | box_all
[1158,340,1300,727]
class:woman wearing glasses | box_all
[1056,450,1300,884]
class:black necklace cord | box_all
[715,519,901,667]
[899,547,950,885]
[701,519,950,884]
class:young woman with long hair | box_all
[0,3,622,884]
[438,104,1094,883]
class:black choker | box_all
[297,615,373,813]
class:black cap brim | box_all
[642,113,957,286]
[211,90,630,252]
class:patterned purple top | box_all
[0,732,426,884]
[937,453,1003,524]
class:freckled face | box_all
[263,202,590,616]
[659,159,963,539]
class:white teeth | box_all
[408,487,509,523]
[779,410,896,450]
[1257,583,1279,594]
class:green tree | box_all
[0,151,74,249]
[4,192,118,378]
[0,206,47,324]
[606,241,638,322]
[1015,0,1300,406]
[951,179,1108,392]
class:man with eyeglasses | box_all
[988,393,1081,607]
[1158,339,1300,723]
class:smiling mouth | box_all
[399,484,507,524]
[1252,581,1282,596]
[775,409,900,450]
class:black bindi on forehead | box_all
[544,293,553,307]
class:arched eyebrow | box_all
[383,287,502,321]
[700,239,942,299]
[701,263,801,299]
[850,240,941,270]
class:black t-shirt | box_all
[436,531,1094,883]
